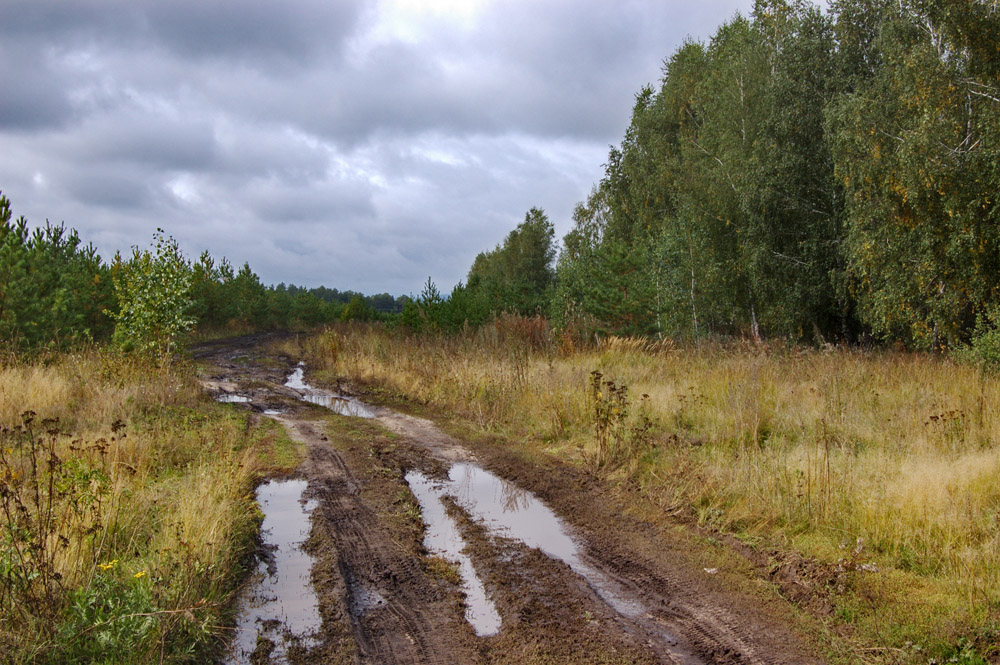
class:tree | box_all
[467,207,557,316]
[828,1,1000,348]
[0,193,114,350]
[109,231,195,358]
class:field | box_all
[294,322,1000,663]
[2,327,999,664]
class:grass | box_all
[0,347,299,664]
[297,323,1000,664]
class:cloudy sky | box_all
[0,0,755,296]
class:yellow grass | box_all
[300,325,1000,661]
[0,349,283,663]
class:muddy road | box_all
[196,335,825,665]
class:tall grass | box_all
[299,323,1000,661]
[0,348,272,664]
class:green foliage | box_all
[467,207,557,317]
[341,294,375,322]
[941,638,989,665]
[0,193,405,349]
[828,1,1000,348]
[955,307,1000,372]
[548,0,1000,348]
[57,570,158,664]
[396,276,492,334]
[0,192,114,350]
[109,231,196,358]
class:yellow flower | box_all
[133,570,147,579]
[99,559,119,571]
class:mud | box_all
[198,334,826,665]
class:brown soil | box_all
[196,334,828,665]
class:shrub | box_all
[108,231,195,359]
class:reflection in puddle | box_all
[217,393,251,403]
[430,464,647,621]
[284,364,375,418]
[406,471,502,637]
[225,480,321,664]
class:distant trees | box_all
[398,208,558,334]
[0,193,408,353]
[467,207,557,316]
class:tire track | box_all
[290,419,474,665]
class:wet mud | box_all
[196,334,825,665]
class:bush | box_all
[108,231,195,359]
[955,307,1000,372]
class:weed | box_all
[588,371,654,472]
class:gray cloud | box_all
[0,0,755,295]
[0,43,76,131]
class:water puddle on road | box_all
[444,463,646,618]
[284,363,376,418]
[406,462,659,639]
[406,470,502,637]
[216,393,252,403]
[224,479,321,664]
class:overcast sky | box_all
[0,0,755,296]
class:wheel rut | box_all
[197,334,826,665]
[282,416,475,665]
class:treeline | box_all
[555,0,1000,349]
[0,193,405,352]
[413,0,1000,351]
[6,1,999,353]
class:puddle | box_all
[442,463,646,618]
[263,409,284,416]
[407,462,665,640]
[217,393,251,403]
[406,470,502,637]
[284,363,376,418]
[410,464,700,657]
[224,479,321,664]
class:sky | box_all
[0,0,756,296]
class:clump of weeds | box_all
[587,370,655,474]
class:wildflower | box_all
[133,570,147,579]
[99,559,119,571]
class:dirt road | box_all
[196,335,825,665]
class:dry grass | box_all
[301,324,1000,662]
[0,348,281,664]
